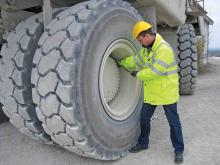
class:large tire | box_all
[32,0,143,160]
[177,24,197,95]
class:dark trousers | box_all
[138,102,184,154]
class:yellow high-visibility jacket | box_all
[120,33,179,105]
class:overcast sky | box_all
[204,0,219,49]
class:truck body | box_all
[0,0,213,160]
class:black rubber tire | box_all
[32,0,143,160]
[177,24,197,95]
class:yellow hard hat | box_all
[132,21,152,39]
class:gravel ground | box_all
[0,57,220,165]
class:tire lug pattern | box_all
[177,24,197,95]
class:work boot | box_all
[174,153,184,164]
[129,144,148,153]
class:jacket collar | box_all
[142,33,163,53]
[152,33,163,52]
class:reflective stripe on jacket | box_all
[120,33,179,105]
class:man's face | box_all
[137,34,152,47]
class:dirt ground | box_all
[0,57,220,165]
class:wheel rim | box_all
[99,39,142,121]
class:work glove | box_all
[116,60,123,68]
[130,71,138,77]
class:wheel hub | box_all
[103,57,120,103]
[99,39,142,121]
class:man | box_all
[119,21,184,164]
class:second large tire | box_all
[0,14,52,141]
[32,0,143,160]
[0,9,65,141]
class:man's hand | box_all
[116,60,123,68]
[130,71,138,77]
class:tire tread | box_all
[177,24,197,95]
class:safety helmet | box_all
[132,21,152,39]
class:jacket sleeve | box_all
[120,48,147,70]
[120,55,137,70]
[136,46,176,81]
[136,68,158,81]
